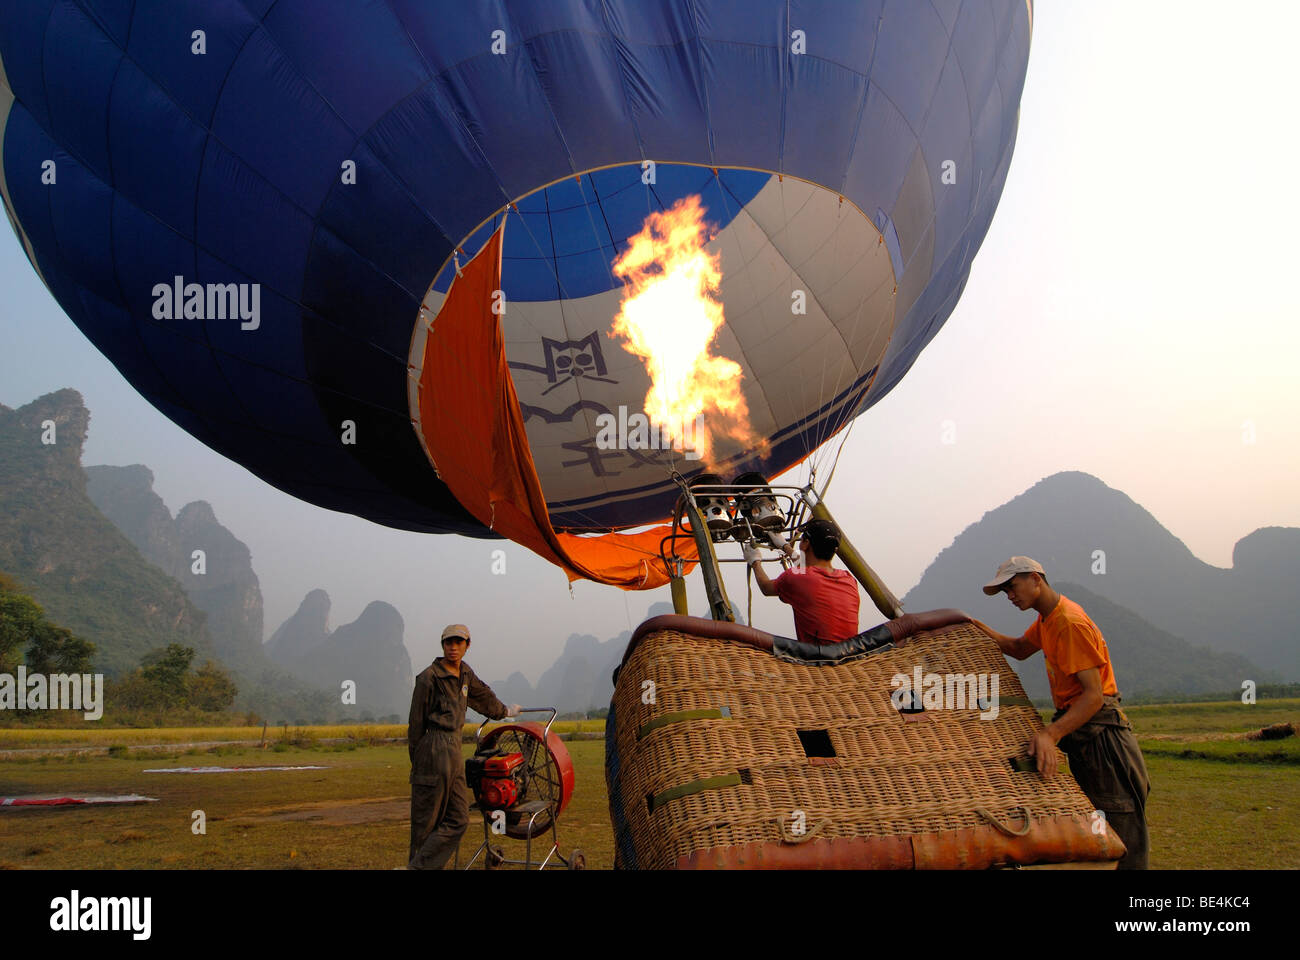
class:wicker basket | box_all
[606,613,1126,869]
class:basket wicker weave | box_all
[606,613,1126,869]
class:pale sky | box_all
[3,1,1298,684]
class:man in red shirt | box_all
[745,519,860,644]
[972,556,1151,869]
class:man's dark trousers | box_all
[409,730,469,870]
[1057,696,1151,870]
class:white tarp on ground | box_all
[1,795,158,807]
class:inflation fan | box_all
[462,708,581,870]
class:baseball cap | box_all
[441,623,471,642]
[982,556,1046,596]
[800,519,840,544]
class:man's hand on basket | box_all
[507,704,524,718]
[1027,728,1059,777]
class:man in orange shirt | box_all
[972,557,1151,869]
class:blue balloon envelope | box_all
[0,0,1032,537]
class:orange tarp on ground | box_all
[415,222,697,589]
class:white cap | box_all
[982,556,1046,596]
[440,623,471,642]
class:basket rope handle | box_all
[778,816,830,844]
[976,805,1033,837]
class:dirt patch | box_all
[1245,722,1296,741]
[227,797,408,827]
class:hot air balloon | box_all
[2,0,1033,588]
[5,3,1131,872]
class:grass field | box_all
[0,720,605,751]
[1,701,1295,869]
[0,740,612,869]
[1116,699,1300,738]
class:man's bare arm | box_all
[747,541,791,597]
[969,618,1036,660]
[1029,667,1104,776]
[750,556,780,596]
[1045,667,1104,742]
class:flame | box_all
[610,195,763,467]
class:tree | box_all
[0,590,42,674]
[141,644,195,707]
[25,624,95,675]
[188,660,238,711]
[107,671,167,716]
[0,574,95,675]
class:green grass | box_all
[0,740,611,870]
[1140,737,1300,765]
[3,702,1298,869]
[1122,698,1300,738]
[0,724,330,749]
[1144,754,1300,868]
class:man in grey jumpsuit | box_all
[408,624,521,870]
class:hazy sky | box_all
[3,2,1298,685]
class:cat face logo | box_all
[461,683,468,698]
[509,332,618,397]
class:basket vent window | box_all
[895,689,925,714]
[796,729,836,758]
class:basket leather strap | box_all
[637,706,731,740]
[976,805,1033,837]
[647,771,744,813]
[778,816,830,844]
